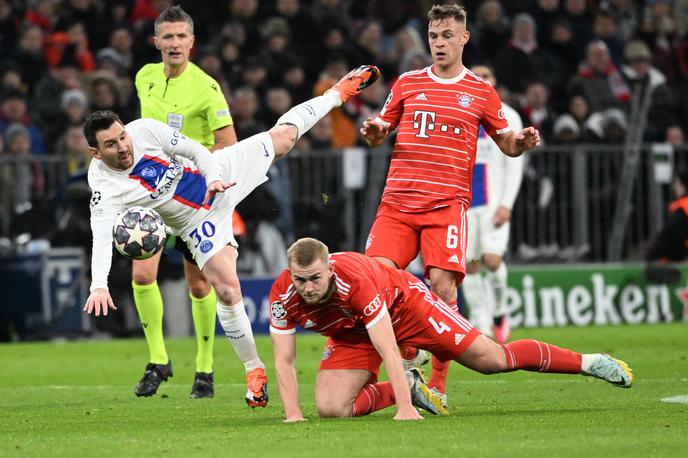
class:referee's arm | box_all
[210,125,237,151]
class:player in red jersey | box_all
[360,4,540,402]
[270,238,634,422]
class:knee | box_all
[132,263,157,285]
[316,401,352,418]
[186,276,211,299]
[472,347,509,374]
[269,125,297,160]
[208,276,242,305]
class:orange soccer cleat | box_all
[329,65,380,104]
[245,367,269,408]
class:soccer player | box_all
[82,65,381,407]
[359,4,540,403]
[462,64,525,343]
[131,6,238,399]
[270,238,634,422]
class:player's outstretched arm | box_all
[271,332,306,422]
[360,117,390,147]
[367,311,423,420]
[83,288,116,317]
[493,127,541,157]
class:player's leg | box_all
[131,251,172,397]
[201,246,268,407]
[483,253,509,343]
[420,205,467,399]
[179,239,217,398]
[269,65,380,160]
[316,369,379,417]
[462,208,493,336]
[457,334,633,387]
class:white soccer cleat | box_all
[402,348,431,371]
[582,354,634,388]
[406,368,449,415]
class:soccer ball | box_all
[112,206,167,260]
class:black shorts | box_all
[174,236,197,264]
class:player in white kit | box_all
[463,65,525,343]
[81,65,380,406]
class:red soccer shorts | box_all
[318,299,481,374]
[365,202,468,282]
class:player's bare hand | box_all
[203,180,236,206]
[83,288,116,317]
[394,405,424,421]
[514,126,540,152]
[360,117,389,147]
[493,206,512,227]
[283,415,307,423]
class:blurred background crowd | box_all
[1,0,687,262]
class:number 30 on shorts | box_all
[189,221,216,248]
[446,225,459,249]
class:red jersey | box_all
[269,252,432,339]
[376,66,511,212]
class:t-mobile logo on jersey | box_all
[413,110,462,138]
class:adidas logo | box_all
[304,319,316,328]
[454,333,464,345]
[415,92,427,101]
[448,254,460,264]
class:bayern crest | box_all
[458,93,472,107]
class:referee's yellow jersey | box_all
[135,62,233,148]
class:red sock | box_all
[351,382,395,417]
[399,346,418,360]
[502,339,582,374]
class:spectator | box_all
[230,86,266,140]
[646,169,688,262]
[25,0,57,34]
[282,58,311,104]
[0,89,46,154]
[0,0,19,55]
[543,20,582,111]
[350,19,384,69]
[621,40,679,141]
[397,49,433,75]
[313,53,357,147]
[55,0,109,50]
[239,57,269,96]
[471,0,511,65]
[42,88,89,151]
[551,113,581,143]
[388,25,427,75]
[601,0,640,42]
[592,10,625,65]
[219,39,243,89]
[272,0,319,49]
[262,86,292,127]
[44,21,95,72]
[665,125,685,149]
[495,13,553,94]
[10,23,48,92]
[258,17,299,85]
[520,81,554,141]
[1,123,44,214]
[55,123,90,175]
[225,0,261,56]
[638,0,680,85]
[561,0,594,45]
[568,40,630,113]
[96,27,134,77]
[530,0,562,48]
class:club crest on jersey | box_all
[141,166,157,178]
[271,301,287,320]
[458,94,472,107]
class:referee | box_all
[131,6,236,399]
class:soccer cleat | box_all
[582,354,634,388]
[407,367,449,415]
[493,316,510,344]
[429,386,448,409]
[402,348,431,371]
[190,372,214,399]
[245,367,269,408]
[329,65,380,104]
[134,360,173,397]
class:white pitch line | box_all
[660,395,688,404]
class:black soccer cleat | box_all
[189,372,214,399]
[134,360,173,397]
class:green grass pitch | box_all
[1,324,686,457]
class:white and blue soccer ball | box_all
[113,206,167,260]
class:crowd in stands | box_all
[1,0,688,253]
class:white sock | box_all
[216,300,264,372]
[580,353,599,374]
[275,91,341,140]
[486,262,508,317]
[462,273,492,336]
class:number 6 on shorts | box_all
[446,225,458,249]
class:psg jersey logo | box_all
[458,94,472,107]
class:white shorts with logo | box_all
[180,132,275,269]
[466,205,510,261]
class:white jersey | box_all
[470,103,524,210]
[88,118,223,291]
